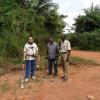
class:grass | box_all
[0,82,10,92]
[0,56,22,76]
[0,54,100,77]
[70,56,100,66]
[0,68,7,75]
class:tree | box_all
[0,0,66,61]
[73,4,100,33]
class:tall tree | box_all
[73,4,100,33]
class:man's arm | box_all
[66,41,71,61]
[56,43,60,57]
[23,45,27,63]
[66,50,71,61]
[35,44,39,58]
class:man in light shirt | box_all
[60,36,71,81]
[23,36,38,82]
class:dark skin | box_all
[47,38,53,59]
[47,38,59,59]
[61,37,71,62]
[66,50,71,61]
[49,38,53,44]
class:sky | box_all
[53,0,100,33]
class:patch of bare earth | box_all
[0,64,100,100]
[71,50,100,64]
[0,50,100,100]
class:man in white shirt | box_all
[23,36,38,82]
[60,36,71,81]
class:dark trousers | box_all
[48,59,58,76]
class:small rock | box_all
[87,95,94,100]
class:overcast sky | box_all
[53,0,100,33]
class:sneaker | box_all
[48,72,52,76]
[32,76,36,80]
[54,73,58,77]
[25,78,29,82]
[51,78,55,82]
[63,76,68,82]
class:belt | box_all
[60,52,67,54]
[26,54,34,57]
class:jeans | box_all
[48,59,58,76]
[25,60,36,79]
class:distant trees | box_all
[74,4,100,33]
[67,4,100,50]
[0,0,66,62]
[67,29,100,50]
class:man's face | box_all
[49,38,53,44]
[28,37,33,44]
[61,37,65,42]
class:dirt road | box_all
[0,50,100,100]
[71,50,100,64]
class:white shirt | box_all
[24,43,38,60]
[60,40,71,53]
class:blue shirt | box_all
[47,42,59,59]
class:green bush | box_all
[67,29,100,50]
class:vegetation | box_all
[70,56,100,66]
[67,4,100,50]
[0,0,66,64]
[0,82,10,92]
[74,3,100,33]
[0,1,100,71]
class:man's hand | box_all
[22,64,25,70]
[45,56,48,59]
[22,60,26,64]
[66,50,71,62]
[66,57,69,62]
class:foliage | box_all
[0,0,66,63]
[67,4,100,51]
[70,56,100,66]
[74,4,100,33]
[67,29,100,50]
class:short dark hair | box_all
[61,35,66,40]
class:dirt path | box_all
[0,50,100,100]
[71,50,100,64]
[0,64,100,100]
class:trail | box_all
[0,50,100,100]
[71,50,100,64]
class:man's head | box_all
[28,36,33,44]
[49,37,53,44]
[61,35,66,42]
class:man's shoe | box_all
[54,73,58,77]
[51,78,55,82]
[48,73,52,76]
[32,76,36,80]
[63,76,68,82]
[25,78,29,82]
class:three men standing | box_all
[23,35,71,82]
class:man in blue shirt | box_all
[47,37,59,77]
